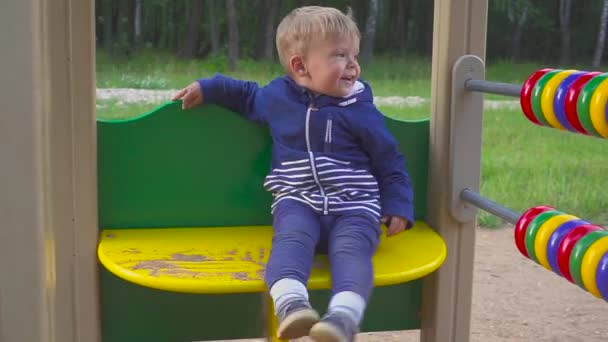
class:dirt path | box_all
[221,226,608,342]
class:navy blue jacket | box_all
[198,74,414,225]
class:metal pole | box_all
[465,79,522,97]
[460,189,521,225]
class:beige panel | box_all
[0,1,48,341]
[421,1,488,342]
[0,0,99,341]
[66,1,101,340]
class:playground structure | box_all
[457,65,608,301]
[94,102,446,341]
[3,1,605,341]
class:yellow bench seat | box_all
[98,221,446,294]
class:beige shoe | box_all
[276,300,320,340]
[309,312,357,342]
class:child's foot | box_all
[276,299,320,340]
[309,312,359,342]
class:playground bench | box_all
[96,102,446,341]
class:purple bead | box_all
[554,71,587,132]
[547,219,589,275]
[596,251,608,301]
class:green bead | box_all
[576,73,608,137]
[531,70,561,127]
[569,230,608,289]
[525,210,561,263]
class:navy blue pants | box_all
[264,199,381,302]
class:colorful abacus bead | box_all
[554,71,587,132]
[534,214,578,270]
[565,71,601,134]
[532,70,562,126]
[581,235,608,298]
[557,225,602,283]
[596,251,608,301]
[547,219,590,276]
[589,77,608,138]
[525,210,561,263]
[569,229,608,289]
[577,73,608,137]
[541,69,577,129]
[521,68,552,125]
[514,205,554,258]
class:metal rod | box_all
[465,79,522,97]
[460,189,522,225]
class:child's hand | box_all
[172,82,203,110]
[381,215,409,236]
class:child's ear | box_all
[289,55,308,77]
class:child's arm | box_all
[172,73,264,123]
[354,105,414,234]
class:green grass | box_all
[96,99,164,120]
[97,49,599,99]
[97,50,435,97]
[478,108,608,227]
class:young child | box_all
[172,6,414,342]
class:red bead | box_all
[521,69,552,125]
[557,225,602,282]
[564,71,602,134]
[514,205,554,258]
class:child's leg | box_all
[264,199,322,339]
[310,212,380,341]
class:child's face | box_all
[303,34,361,98]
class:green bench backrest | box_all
[98,101,428,228]
[97,101,430,342]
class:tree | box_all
[396,0,411,55]
[593,0,608,67]
[102,0,113,53]
[361,0,379,62]
[179,0,203,59]
[226,0,239,70]
[263,0,279,60]
[134,0,143,47]
[206,0,220,55]
[559,0,572,65]
[507,0,529,60]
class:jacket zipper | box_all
[305,104,328,214]
[324,118,333,152]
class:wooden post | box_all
[0,1,99,341]
[421,1,488,341]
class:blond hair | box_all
[276,6,360,70]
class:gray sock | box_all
[269,278,309,314]
[327,291,366,325]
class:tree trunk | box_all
[179,0,203,59]
[116,0,129,56]
[226,0,239,71]
[559,0,572,65]
[593,0,608,67]
[396,0,410,55]
[127,0,135,47]
[263,0,278,60]
[207,0,220,55]
[134,0,143,47]
[361,0,379,62]
[510,3,529,61]
[103,0,113,53]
